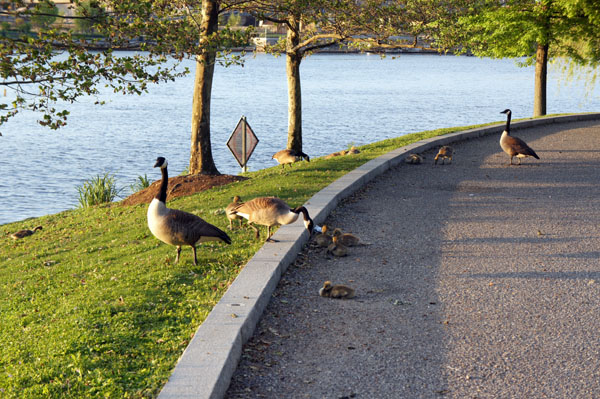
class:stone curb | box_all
[157,113,600,399]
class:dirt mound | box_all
[121,174,248,206]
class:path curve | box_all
[160,114,600,398]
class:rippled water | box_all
[1,53,599,225]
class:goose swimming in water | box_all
[231,196,317,242]
[500,109,540,165]
[147,157,231,265]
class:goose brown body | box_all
[500,109,540,165]
[147,157,231,265]
[232,196,314,242]
[10,225,42,240]
[272,149,310,169]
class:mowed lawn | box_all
[0,124,495,398]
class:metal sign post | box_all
[227,116,259,173]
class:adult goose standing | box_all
[147,157,231,265]
[10,226,42,240]
[500,109,540,165]
[272,149,310,169]
[231,196,317,242]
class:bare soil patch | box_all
[121,174,248,206]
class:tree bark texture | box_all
[286,13,303,153]
[189,0,220,175]
[533,43,548,117]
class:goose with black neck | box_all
[147,157,231,265]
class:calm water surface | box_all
[1,53,598,225]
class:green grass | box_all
[0,122,499,398]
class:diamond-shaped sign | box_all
[227,116,259,169]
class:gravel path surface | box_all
[225,120,600,399]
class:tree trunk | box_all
[286,13,303,153]
[189,0,220,175]
[533,42,548,117]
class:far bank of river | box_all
[1,53,599,225]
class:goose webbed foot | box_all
[266,237,279,243]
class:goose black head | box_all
[500,109,511,115]
[154,157,167,169]
[292,206,315,234]
[300,152,310,162]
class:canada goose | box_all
[500,109,540,165]
[434,146,454,165]
[147,157,231,265]
[231,196,316,242]
[272,149,310,169]
[319,281,355,299]
[225,195,244,230]
[347,146,360,155]
[10,225,42,240]
[332,228,360,247]
[405,153,423,164]
[314,224,333,247]
[327,235,349,257]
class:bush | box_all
[130,174,151,192]
[76,173,122,208]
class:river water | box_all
[1,53,598,225]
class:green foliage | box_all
[130,174,151,193]
[74,0,105,34]
[30,0,59,30]
[76,173,123,208]
[0,0,255,133]
[0,123,497,398]
[440,0,600,66]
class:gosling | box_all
[10,226,43,240]
[225,195,244,230]
[319,281,355,299]
[434,146,454,165]
[332,228,360,247]
[314,224,333,247]
[405,153,423,165]
[327,235,348,257]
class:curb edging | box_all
[158,113,600,399]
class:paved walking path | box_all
[225,120,600,398]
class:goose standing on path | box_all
[272,149,310,170]
[147,157,231,265]
[500,109,540,165]
[10,226,42,240]
[231,196,318,242]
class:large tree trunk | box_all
[286,13,303,153]
[189,0,220,175]
[533,42,548,117]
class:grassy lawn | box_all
[0,123,498,398]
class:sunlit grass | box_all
[0,122,500,398]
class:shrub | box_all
[76,173,122,208]
[130,174,151,192]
